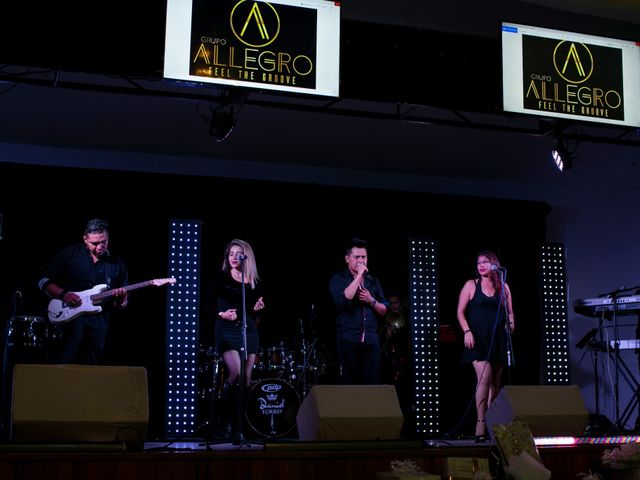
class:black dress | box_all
[214,270,262,354]
[461,279,508,365]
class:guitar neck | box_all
[91,280,157,302]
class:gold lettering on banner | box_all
[198,45,311,76]
[192,1,316,87]
[563,84,576,104]
[261,72,296,85]
[527,80,620,110]
[213,45,222,66]
[526,81,540,100]
[237,70,255,80]
[523,39,624,121]
[193,44,210,64]
[229,46,242,68]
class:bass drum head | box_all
[246,378,300,438]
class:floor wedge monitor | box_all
[296,385,404,441]
[11,364,149,450]
[485,385,588,440]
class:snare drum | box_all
[245,378,300,438]
[8,316,48,349]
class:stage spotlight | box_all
[209,110,235,142]
[551,139,573,172]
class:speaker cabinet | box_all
[296,385,404,441]
[485,385,588,439]
[11,364,149,450]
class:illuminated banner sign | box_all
[502,23,640,127]
[164,0,341,97]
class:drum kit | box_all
[197,339,334,439]
[4,315,60,362]
[1,315,61,427]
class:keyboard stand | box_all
[606,342,640,430]
[609,291,625,430]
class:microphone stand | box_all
[499,268,515,385]
[297,309,318,399]
[298,318,307,398]
[610,290,622,431]
[200,258,253,449]
[234,257,250,447]
[1,292,19,439]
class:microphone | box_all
[235,253,248,261]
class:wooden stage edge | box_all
[0,437,623,479]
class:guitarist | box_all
[38,218,129,364]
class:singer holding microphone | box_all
[457,250,514,442]
[329,238,387,385]
[212,239,264,438]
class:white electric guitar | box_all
[47,277,176,324]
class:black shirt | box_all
[41,242,128,312]
[329,269,386,345]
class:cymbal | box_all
[387,312,405,329]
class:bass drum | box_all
[245,378,300,438]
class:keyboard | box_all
[573,295,640,317]
[610,339,640,350]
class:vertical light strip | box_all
[541,243,570,384]
[410,238,440,435]
[165,219,201,436]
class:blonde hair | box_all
[222,239,260,289]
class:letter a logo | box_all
[553,41,594,84]
[230,1,281,48]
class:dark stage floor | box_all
[0,434,633,480]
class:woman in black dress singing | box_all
[457,251,514,441]
[215,238,265,388]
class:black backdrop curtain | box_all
[0,163,550,438]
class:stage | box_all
[0,436,625,480]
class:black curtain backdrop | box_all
[0,163,549,439]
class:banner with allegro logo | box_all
[164,0,340,97]
[502,23,640,128]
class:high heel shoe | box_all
[475,420,488,443]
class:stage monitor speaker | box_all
[485,385,588,439]
[11,364,149,450]
[296,385,404,441]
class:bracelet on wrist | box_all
[370,299,377,306]
[464,329,471,335]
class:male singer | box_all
[329,238,387,384]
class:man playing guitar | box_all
[38,218,129,364]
